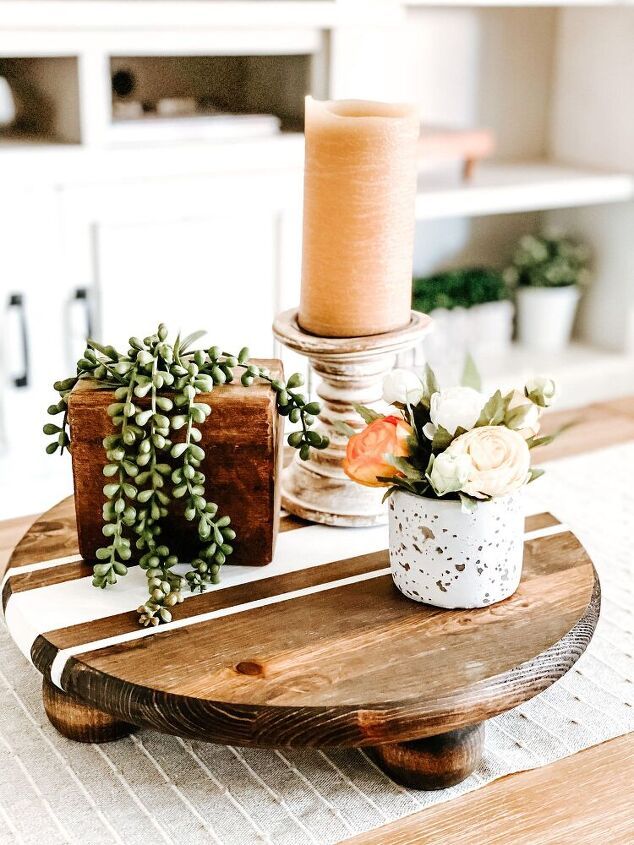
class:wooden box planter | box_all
[68,359,284,566]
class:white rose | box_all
[429,386,483,436]
[429,451,473,497]
[382,369,424,406]
[445,425,531,499]
[525,375,558,408]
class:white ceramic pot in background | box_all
[515,286,580,353]
[388,490,524,609]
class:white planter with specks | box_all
[388,490,524,609]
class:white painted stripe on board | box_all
[1,514,560,592]
[1,554,84,589]
[4,522,388,662]
[5,518,569,686]
[47,519,570,689]
[524,523,569,542]
[49,566,393,688]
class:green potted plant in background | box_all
[504,232,591,353]
[411,267,513,375]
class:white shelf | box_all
[415,162,634,221]
[480,342,634,410]
[406,0,630,6]
[0,133,305,187]
[0,1,340,31]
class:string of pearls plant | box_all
[44,325,328,626]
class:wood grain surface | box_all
[2,396,633,842]
[370,723,486,790]
[5,490,598,750]
[68,361,284,566]
[348,395,634,843]
[42,677,137,744]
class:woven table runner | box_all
[1,442,633,845]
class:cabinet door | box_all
[0,188,74,516]
[62,168,304,362]
[95,209,279,357]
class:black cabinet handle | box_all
[6,292,29,388]
[74,287,94,339]
[64,287,94,371]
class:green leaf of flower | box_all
[431,426,454,452]
[461,353,482,392]
[459,493,479,513]
[385,455,425,480]
[421,364,439,407]
[353,404,384,424]
[477,390,509,426]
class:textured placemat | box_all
[1,443,633,845]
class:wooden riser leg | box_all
[42,678,137,743]
[370,723,485,790]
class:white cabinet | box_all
[95,210,279,356]
[0,189,62,428]
[60,155,304,358]
[0,188,75,514]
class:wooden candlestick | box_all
[272,308,431,526]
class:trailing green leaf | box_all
[45,324,327,626]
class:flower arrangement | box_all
[504,233,591,289]
[341,360,559,511]
[43,325,327,626]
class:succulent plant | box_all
[45,324,328,626]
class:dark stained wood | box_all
[68,360,284,566]
[42,677,137,743]
[21,513,561,685]
[525,512,560,531]
[3,494,598,751]
[2,396,631,835]
[39,532,583,688]
[6,497,77,569]
[3,500,308,612]
[5,560,92,605]
[56,570,599,750]
[34,549,390,664]
[370,723,485,790]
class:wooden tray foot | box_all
[370,723,485,790]
[42,678,137,743]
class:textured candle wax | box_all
[299,97,419,338]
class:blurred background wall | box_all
[1,1,633,515]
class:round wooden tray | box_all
[2,498,599,790]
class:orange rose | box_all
[343,415,413,488]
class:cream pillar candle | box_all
[299,97,419,338]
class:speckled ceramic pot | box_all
[388,489,524,609]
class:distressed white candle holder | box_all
[272,308,432,526]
